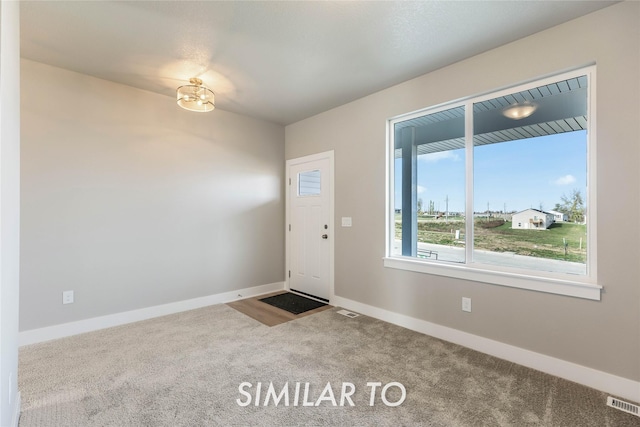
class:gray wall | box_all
[0,1,21,425]
[20,60,285,331]
[285,2,639,381]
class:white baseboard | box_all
[332,295,640,404]
[11,392,20,427]
[19,282,285,347]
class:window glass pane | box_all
[393,105,466,263]
[472,76,588,275]
[298,170,321,196]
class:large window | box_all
[386,67,600,300]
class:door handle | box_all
[322,234,328,239]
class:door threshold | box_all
[289,288,329,303]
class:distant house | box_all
[512,209,555,230]
[547,210,568,222]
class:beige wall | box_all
[20,60,285,331]
[285,2,639,381]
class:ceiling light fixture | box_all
[176,78,215,112]
[502,102,537,120]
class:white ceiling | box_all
[20,1,617,125]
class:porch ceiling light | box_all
[502,102,537,120]
[177,78,215,112]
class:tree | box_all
[554,189,585,223]
[417,198,423,215]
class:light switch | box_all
[341,217,352,227]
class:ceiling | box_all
[394,75,588,157]
[20,1,617,125]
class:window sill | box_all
[383,256,601,300]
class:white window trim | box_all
[385,66,600,300]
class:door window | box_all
[298,170,321,196]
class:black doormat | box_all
[259,292,327,315]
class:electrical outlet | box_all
[62,290,74,304]
[462,297,472,312]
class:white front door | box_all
[286,152,333,302]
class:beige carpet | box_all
[18,304,638,426]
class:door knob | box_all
[322,234,328,239]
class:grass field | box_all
[395,218,587,263]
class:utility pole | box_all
[445,195,449,222]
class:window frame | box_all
[384,66,600,300]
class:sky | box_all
[395,130,587,214]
